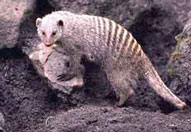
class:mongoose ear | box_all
[58,20,64,27]
[36,18,42,27]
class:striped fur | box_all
[89,15,185,109]
[92,16,143,61]
[36,11,186,109]
[90,16,185,109]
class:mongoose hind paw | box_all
[117,89,135,107]
[176,102,187,110]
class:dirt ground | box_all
[0,0,191,132]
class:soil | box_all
[0,0,191,132]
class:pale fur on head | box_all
[36,13,64,46]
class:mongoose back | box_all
[36,11,186,109]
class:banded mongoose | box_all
[36,11,186,109]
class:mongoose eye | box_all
[58,20,63,26]
[52,31,57,36]
[42,31,46,36]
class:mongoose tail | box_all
[142,54,186,109]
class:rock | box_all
[29,42,85,94]
[48,0,152,28]
[0,113,5,131]
[153,0,191,26]
[129,0,191,73]
[167,18,191,104]
[0,0,35,49]
[47,0,191,30]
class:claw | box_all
[57,74,75,81]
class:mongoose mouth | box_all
[44,42,53,47]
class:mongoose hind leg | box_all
[107,69,137,106]
[118,87,135,106]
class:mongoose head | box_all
[36,14,64,47]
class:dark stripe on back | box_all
[97,17,101,36]
[120,32,130,55]
[111,24,119,53]
[116,32,130,62]
[92,16,98,45]
[106,20,112,47]
[116,27,125,52]
[102,18,107,44]
[128,38,134,54]
[132,41,138,57]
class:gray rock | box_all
[153,0,191,25]
[48,0,191,29]
[0,0,35,49]
[29,42,85,94]
[167,18,191,103]
[48,0,153,28]
[0,113,5,131]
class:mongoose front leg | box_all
[57,75,84,88]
